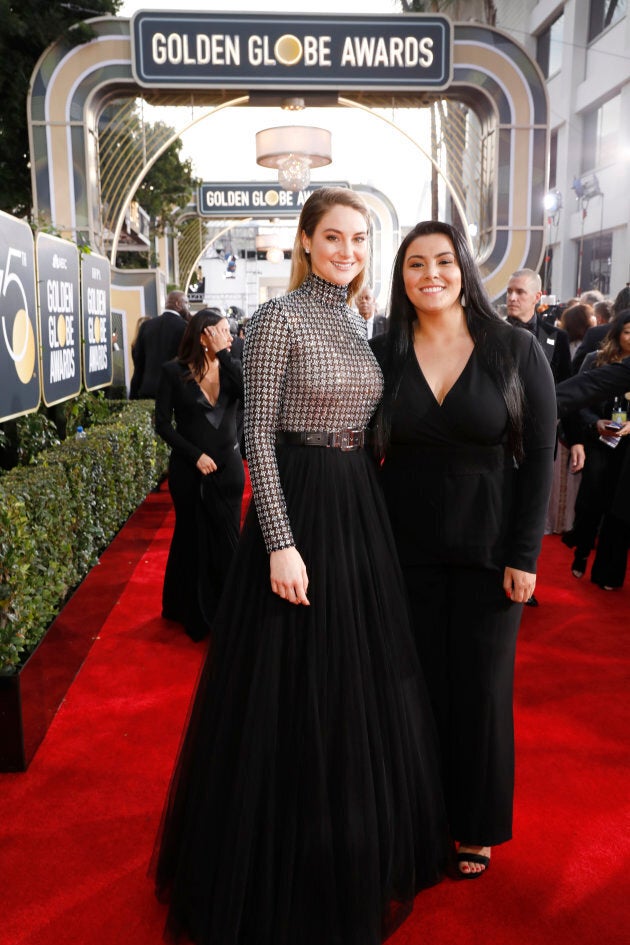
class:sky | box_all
[116,1,436,229]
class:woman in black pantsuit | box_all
[155,309,244,641]
[372,221,557,877]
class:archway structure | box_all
[28,13,548,301]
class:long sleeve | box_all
[506,332,557,572]
[243,299,295,552]
[129,326,146,400]
[551,328,572,383]
[556,358,630,417]
[216,348,244,399]
[155,365,203,465]
[243,276,383,555]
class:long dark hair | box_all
[178,308,225,380]
[376,221,525,461]
[595,309,630,366]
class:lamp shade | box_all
[255,234,279,251]
[255,126,332,169]
[266,247,285,264]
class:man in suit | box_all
[506,269,571,383]
[356,287,387,339]
[130,290,191,399]
[506,268,571,606]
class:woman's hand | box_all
[595,418,622,437]
[196,453,217,475]
[570,443,585,472]
[617,420,630,437]
[270,547,310,606]
[503,567,536,604]
[203,323,232,355]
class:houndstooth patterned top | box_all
[243,274,384,553]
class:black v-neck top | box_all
[372,327,557,573]
[155,351,243,467]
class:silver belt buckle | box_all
[340,430,352,451]
[343,429,363,451]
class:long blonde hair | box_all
[287,187,371,303]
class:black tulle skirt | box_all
[152,445,448,945]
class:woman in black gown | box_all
[371,221,557,878]
[155,309,244,641]
[152,189,447,944]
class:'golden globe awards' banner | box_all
[81,253,112,391]
[0,210,40,422]
[36,233,81,407]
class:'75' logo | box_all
[1,246,37,383]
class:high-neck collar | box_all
[301,273,350,306]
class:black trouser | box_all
[571,444,615,559]
[591,511,630,588]
[402,565,522,847]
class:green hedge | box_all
[0,401,169,675]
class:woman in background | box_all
[155,308,244,640]
[372,221,556,878]
[559,302,596,360]
[561,311,630,587]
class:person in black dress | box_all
[155,309,244,641]
[561,312,630,588]
[151,189,447,945]
[371,221,557,878]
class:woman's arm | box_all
[216,348,244,399]
[154,365,203,466]
[244,303,310,604]
[556,358,630,416]
[506,333,557,574]
[243,301,295,553]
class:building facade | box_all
[496,0,629,302]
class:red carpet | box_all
[0,485,628,945]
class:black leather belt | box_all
[276,429,367,451]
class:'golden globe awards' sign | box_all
[36,233,81,407]
[81,253,112,391]
[0,210,40,422]
[131,13,452,91]
[199,181,349,218]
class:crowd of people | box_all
[130,189,629,945]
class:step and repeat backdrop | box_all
[0,211,112,423]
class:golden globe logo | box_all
[274,35,303,66]
[1,246,36,385]
[9,308,36,385]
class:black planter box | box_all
[0,610,98,771]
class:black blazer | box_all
[508,314,571,384]
[556,357,630,524]
[130,311,187,399]
[371,327,557,573]
[154,352,243,466]
[371,314,388,337]
[557,357,630,416]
